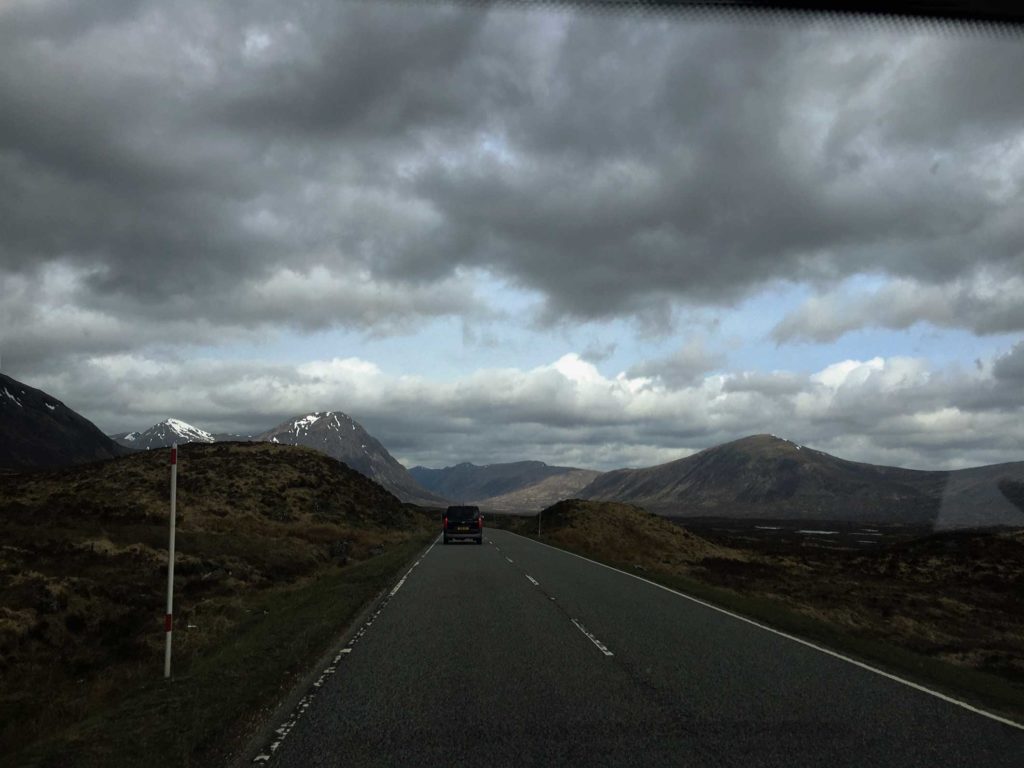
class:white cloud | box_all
[28,347,1024,472]
[773,270,1024,343]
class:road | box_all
[256,528,1024,767]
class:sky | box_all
[1,0,1023,471]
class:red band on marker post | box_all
[165,614,173,632]
[170,447,177,465]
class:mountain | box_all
[110,418,219,450]
[471,469,602,512]
[578,434,1024,529]
[410,461,594,502]
[0,372,130,469]
[255,412,445,506]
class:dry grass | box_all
[0,442,435,763]
[537,499,734,563]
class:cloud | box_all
[722,371,805,396]
[625,337,724,388]
[2,1,1023,358]
[29,347,1024,472]
[771,271,1024,343]
[1,2,1022,473]
[0,261,491,368]
[580,340,617,364]
[993,341,1024,383]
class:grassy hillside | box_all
[513,499,732,563]
[0,442,435,765]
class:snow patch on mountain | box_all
[111,418,216,450]
[160,418,215,443]
[279,411,356,438]
[292,413,322,431]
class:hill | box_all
[409,460,600,510]
[473,469,601,511]
[578,434,1024,528]
[0,441,433,760]
[527,499,731,564]
[255,412,445,506]
[0,372,130,469]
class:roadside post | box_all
[538,508,542,538]
[164,442,178,679]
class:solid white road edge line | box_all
[250,534,441,762]
[496,529,1024,731]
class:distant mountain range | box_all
[578,434,1024,529]
[0,373,130,469]
[110,411,445,506]
[409,461,600,512]
[109,419,603,511]
[469,469,602,512]
[410,461,588,499]
[4,372,1023,528]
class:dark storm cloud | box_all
[993,341,1024,382]
[0,1,493,307]
[403,19,1024,323]
[3,0,1023,357]
[770,274,1024,343]
[215,5,496,140]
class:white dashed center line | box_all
[525,574,539,586]
[505,556,514,564]
[571,618,614,657]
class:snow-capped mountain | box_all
[255,411,445,506]
[1,372,130,468]
[111,418,219,450]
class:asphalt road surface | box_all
[259,528,1024,767]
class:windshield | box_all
[1,1,1022,765]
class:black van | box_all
[443,505,483,545]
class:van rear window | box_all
[446,506,479,521]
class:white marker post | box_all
[537,509,542,538]
[164,442,178,679]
